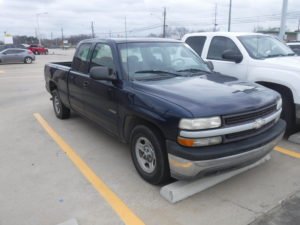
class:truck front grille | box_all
[223,121,275,143]
[223,104,277,125]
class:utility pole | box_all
[61,27,64,49]
[279,0,288,40]
[163,7,167,38]
[36,12,48,45]
[91,21,95,38]
[124,16,127,39]
[50,32,53,47]
[213,3,218,32]
[228,0,232,32]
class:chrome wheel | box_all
[135,137,157,174]
[54,95,61,115]
[25,57,32,64]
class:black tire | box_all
[24,57,32,64]
[34,51,38,55]
[52,90,71,119]
[130,125,170,185]
[281,93,295,135]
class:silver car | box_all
[0,48,36,64]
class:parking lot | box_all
[1,50,300,225]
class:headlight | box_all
[276,98,282,110]
[179,116,221,130]
[177,136,222,147]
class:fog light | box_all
[177,136,222,147]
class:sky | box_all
[0,0,300,39]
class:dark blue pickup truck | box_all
[44,38,285,184]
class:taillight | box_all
[28,50,33,54]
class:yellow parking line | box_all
[274,146,300,159]
[33,113,145,225]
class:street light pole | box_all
[279,0,288,40]
[228,0,232,32]
[36,12,48,45]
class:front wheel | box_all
[130,125,170,185]
[52,90,70,119]
[24,57,32,64]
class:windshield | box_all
[118,42,210,80]
[238,35,295,59]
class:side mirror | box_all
[222,50,243,63]
[205,61,214,71]
[2,52,6,55]
[90,66,116,81]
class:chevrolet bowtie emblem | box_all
[253,118,265,129]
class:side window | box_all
[90,44,115,70]
[207,36,241,60]
[185,36,207,56]
[4,50,16,54]
[72,43,92,73]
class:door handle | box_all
[83,81,89,88]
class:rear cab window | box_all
[185,36,207,56]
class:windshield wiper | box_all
[134,70,180,76]
[176,68,210,74]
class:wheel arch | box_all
[49,80,57,93]
[123,115,166,144]
[256,81,294,102]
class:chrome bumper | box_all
[168,132,284,180]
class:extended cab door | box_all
[68,43,93,115]
[83,43,119,135]
[205,36,248,79]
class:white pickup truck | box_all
[183,32,300,133]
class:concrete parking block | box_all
[288,132,300,144]
[56,218,78,225]
[160,154,271,203]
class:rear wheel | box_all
[24,57,32,64]
[130,125,170,185]
[34,51,38,55]
[52,90,70,119]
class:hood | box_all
[262,56,300,72]
[132,73,279,117]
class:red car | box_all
[28,44,48,55]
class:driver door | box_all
[84,43,119,135]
